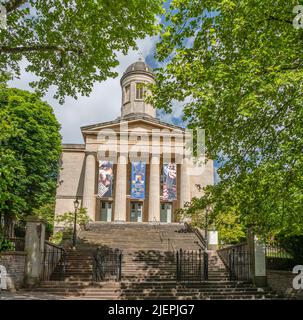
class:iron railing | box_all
[93,248,122,282]
[265,243,297,270]
[228,249,251,281]
[176,249,208,282]
[217,243,251,281]
[7,237,25,251]
[40,241,66,281]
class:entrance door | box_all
[130,202,143,222]
[160,203,172,223]
[100,201,112,222]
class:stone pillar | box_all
[248,228,267,287]
[24,217,45,287]
[114,154,127,222]
[82,152,96,221]
[148,156,160,222]
[180,158,191,208]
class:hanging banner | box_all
[131,162,146,199]
[98,161,114,197]
[163,163,177,200]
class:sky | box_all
[7,2,219,182]
[7,1,183,144]
[9,34,172,144]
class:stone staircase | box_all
[25,222,284,300]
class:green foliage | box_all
[0,235,14,252]
[177,195,246,244]
[154,0,303,238]
[0,0,163,103]
[55,208,89,230]
[32,202,55,239]
[49,230,64,245]
[276,234,303,262]
[0,87,61,224]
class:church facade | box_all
[55,60,214,224]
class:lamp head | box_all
[74,199,80,210]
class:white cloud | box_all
[8,36,158,143]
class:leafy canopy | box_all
[153,0,303,238]
[0,86,61,222]
[0,0,163,103]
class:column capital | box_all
[85,151,96,157]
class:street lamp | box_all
[205,205,209,250]
[72,198,79,249]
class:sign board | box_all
[163,163,177,200]
[208,231,218,245]
[131,162,146,199]
[98,161,114,197]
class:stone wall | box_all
[0,251,26,291]
[267,270,303,300]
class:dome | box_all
[121,59,154,83]
[125,60,153,74]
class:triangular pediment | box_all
[81,116,185,135]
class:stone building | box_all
[55,60,214,224]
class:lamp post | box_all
[72,198,79,250]
[205,205,209,250]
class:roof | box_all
[121,59,155,83]
[125,60,154,74]
[81,115,185,132]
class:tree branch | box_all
[0,45,83,54]
[5,0,27,14]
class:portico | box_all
[54,60,214,225]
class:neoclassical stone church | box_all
[55,60,214,224]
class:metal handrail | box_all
[167,238,175,251]
[153,217,163,243]
[40,241,67,281]
[184,222,207,250]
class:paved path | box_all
[0,291,66,300]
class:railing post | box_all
[228,251,233,280]
[203,251,208,280]
[176,250,179,282]
[24,217,46,287]
[247,228,267,286]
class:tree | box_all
[0,0,163,103]
[0,85,61,235]
[153,1,303,238]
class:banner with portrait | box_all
[131,162,146,199]
[163,163,177,200]
[98,161,114,197]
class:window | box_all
[124,84,130,102]
[102,202,105,209]
[136,83,144,100]
[108,203,111,209]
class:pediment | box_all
[81,117,185,135]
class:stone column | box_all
[180,158,191,208]
[247,228,267,287]
[148,156,160,222]
[82,152,96,221]
[114,154,127,222]
[24,217,45,287]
